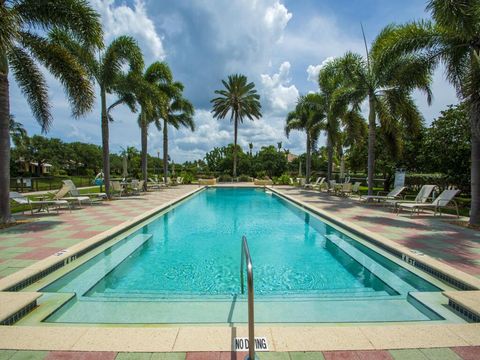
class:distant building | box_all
[287,153,298,163]
[16,158,52,175]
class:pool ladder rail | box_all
[240,235,257,360]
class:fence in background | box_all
[9,176,92,193]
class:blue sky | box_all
[9,0,458,162]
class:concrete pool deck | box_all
[0,183,479,357]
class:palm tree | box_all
[318,59,349,181]
[52,31,144,198]
[159,82,195,184]
[211,74,262,177]
[285,94,326,183]
[115,62,171,189]
[334,29,432,195]
[374,1,480,225]
[9,115,27,144]
[248,142,253,157]
[0,0,102,223]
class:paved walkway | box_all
[274,186,480,279]
[0,185,198,278]
[0,347,479,359]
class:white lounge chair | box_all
[361,186,406,203]
[397,189,460,217]
[304,177,322,189]
[10,192,69,214]
[62,180,107,199]
[388,184,436,210]
[51,186,91,207]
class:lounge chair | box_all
[289,178,295,186]
[147,178,163,190]
[387,184,436,211]
[51,186,91,207]
[397,189,460,217]
[360,186,405,203]
[176,177,184,185]
[62,180,107,200]
[305,177,323,189]
[10,192,69,214]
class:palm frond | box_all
[7,46,51,131]
[20,32,94,117]
[13,0,103,47]
[101,36,144,89]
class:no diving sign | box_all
[233,337,269,352]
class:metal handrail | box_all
[240,235,255,360]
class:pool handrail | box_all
[240,235,255,360]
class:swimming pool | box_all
[38,187,450,324]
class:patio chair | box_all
[176,177,184,185]
[62,180,107,200]
[387,184,436,211]
[110,181,125,197]
[326,180,337,193]
[131,180,144,195]
[338,182,353,197]
[396,189,460,217]
[51,186,91,207]
[10,192,70,215]
[289,178,295,186]
[351,181,362,196]
[360,186,406,203]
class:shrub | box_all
[180,172,195,184]
[218,174,233,182]
[237,174,252,182]
[275,174,291,185]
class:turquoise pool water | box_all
[41,188,444,324]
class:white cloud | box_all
[264,1,293,43]
[90,0,165,60]
[261,61,299,113]
[306,56,335,83]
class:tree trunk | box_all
[306,133,311,183]
[163,120,168,184]
[233,116,238,178]
[0,70,13,224]
[100,87,110,198]
[140,110,148,191]
[327,134,333,182]
[470,102,480,225]
[367,94,376,195]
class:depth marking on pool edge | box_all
[233,337,269,352]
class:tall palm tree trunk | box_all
[327,135,333,182]
[306,133,311,183]
[0,70,13,224]
[470,103,480,225]
[163,120,168,184]
[100,88,110,198]
[367,95,376,196]
[233,116,238,178]
[140,110,148,191]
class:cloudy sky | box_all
[9,0,458,162]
